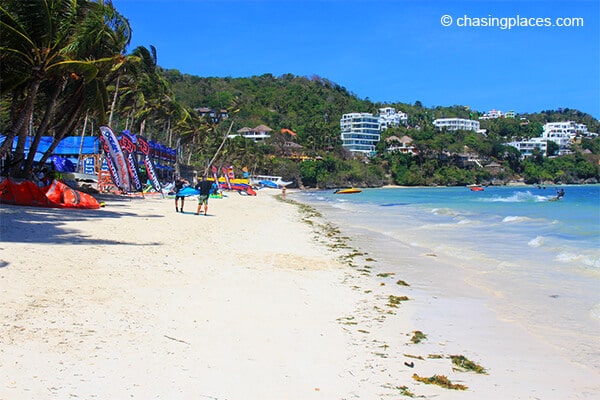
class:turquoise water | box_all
[298,185,599,270]
[293,185,600,369]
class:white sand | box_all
[1,189,599,399]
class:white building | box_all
[506,138,548,158]
[378,107,408,129]
[229,124,273,142]
[340,112,381,154]
[505,121,595,158]
[478,109,516,119]
[479,109,504,120]
[542,122,577,155]
[433,118,480,132]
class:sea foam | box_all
[528,236,544,247]
[503,215,531,223]
[484,191,547,203]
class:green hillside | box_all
[1,0,597,187]
[163,70,600,187]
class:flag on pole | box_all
[99,126,130,192]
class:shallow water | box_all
[294,185,600,371]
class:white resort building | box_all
[433,118,481,132]
[505,138,548,158]
[340,112,381,154]
[229,125,273,142]
[506,121,596,158]
[340,108,409,154]
[378,107,408,129]
[479,109,504,120]
[479,109,516,119]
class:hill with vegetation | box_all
[1,0,597,188]
[164,70,600,188]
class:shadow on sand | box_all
[0,194,163,246]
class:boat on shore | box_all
[334,188,362,194]
[249,175,292,188]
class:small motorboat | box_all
[468,184,484,191]
[334,188,362,194]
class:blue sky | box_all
[113,0,599,118]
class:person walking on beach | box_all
[195,177,214,215]
[174,176,188,212]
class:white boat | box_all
[249,175,292,188]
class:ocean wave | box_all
[528,236,545,247]
[503,215,532,223]
[431,207,458,216]
[590,304,600,321]
[456,218,472,225]
[555,252,600,268]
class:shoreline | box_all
[288,188,600,399]
[1,189,599,398]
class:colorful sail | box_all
[99,126,130,192]
[137,135,162,192]
[211,165,219,183]
[119,130,142,192]
[222,166,232,189]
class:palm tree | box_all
[0,0,131,177]
[114,45,177,138]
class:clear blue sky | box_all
[113,0,599,118]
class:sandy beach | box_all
[1,189,599,399]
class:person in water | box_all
[195,177,214,215]
[556,188,565,199]
[174,176,188,212]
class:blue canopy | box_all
[0,135,100,162]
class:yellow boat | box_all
[334,188,362,194]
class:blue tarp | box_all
[0,135,100,162]
[1,134,176,173]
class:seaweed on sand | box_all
[410,330,427,344]
[396,385,416,397]
[388,295,410,307]
[449,355,487,374]
[412,374,467,390]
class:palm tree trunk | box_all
[108,74,121,128]
[167,118,172,147]
[77,113,90,173]
[0,79,41,176]
[38,97,85,166]
[204,120,234,176]
[24,79,66,176]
